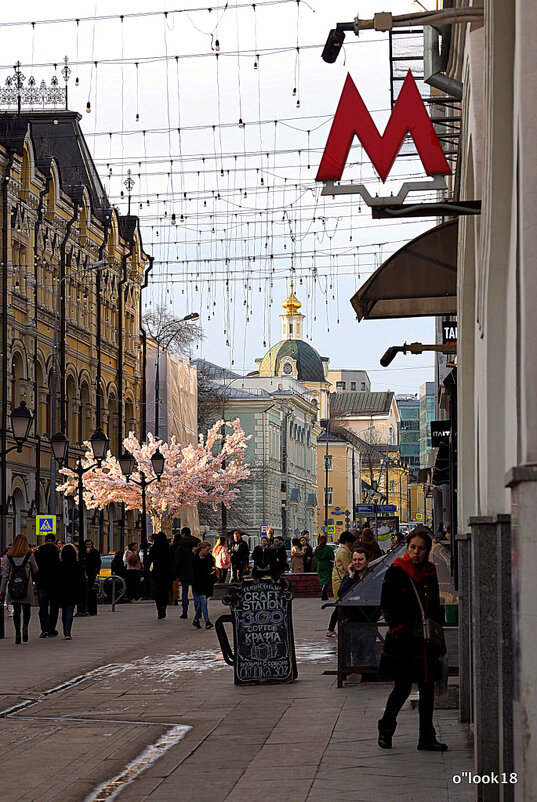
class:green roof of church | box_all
[258,339,327,383]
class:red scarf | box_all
[392,550,436,583]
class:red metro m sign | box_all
[316,70,451,184]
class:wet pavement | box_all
[0,598,472,801]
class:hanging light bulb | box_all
[292,87,296,96]
[180,214,184,222]
[139,203,143,209]
[86,101,91,113]
[244,191,247,198]
[215,39,220,51]
[164,210,168,217]
[260,177,264,186]
[120,190,124,199]
[203,200,207,207]
[296,99,300,109]
[171,213,176,225]
[238,118,244,128]
[136,113,139,122]
[147,200,150,206]
[75,76,79,86]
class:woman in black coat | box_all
[57,543,86,639]
[377,526,447,752]
[191,541,216,630]
[145,532,173,620]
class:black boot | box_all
[417,735,448,751]
[378,720,396,749]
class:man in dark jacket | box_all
[174,527,200,619]
[83,540,101,616]
[271,536,288,579]
[35,533,60,638]
[230,531,249,583]
[252,536,276,579]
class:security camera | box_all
[321,28,346,63]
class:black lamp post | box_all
[2,401,34,457]
[50,428,109,559]
[119,447,165,561]
[0,401,34,549]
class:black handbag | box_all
[409,578,446,650]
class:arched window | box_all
[79,382,91,443]
[11,352,25,410]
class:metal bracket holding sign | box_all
[321,174,448,205]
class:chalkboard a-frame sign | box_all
[215,579,298,686]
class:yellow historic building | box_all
[0,110,149,550]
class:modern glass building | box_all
[396,395,420,470]
[419,382,435,468]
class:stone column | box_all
[456,530,472,723]
[505,466,537,802]
[469,516,500,802]
[495,514,513,802]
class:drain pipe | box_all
[1,150,14,551]
[140,255,154,441]
[423,26,462,99]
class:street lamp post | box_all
[153,312,199,438]
[0,402,34,549]
[50,428,109,558]
[49,259,108,515]
[119,447,165,561]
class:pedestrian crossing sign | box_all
[36,515,56,537]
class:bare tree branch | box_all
[143,304,204,358]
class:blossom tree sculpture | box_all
[58,419,250,533]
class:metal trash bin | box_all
[332,542,406,687]
[215,577,298,686]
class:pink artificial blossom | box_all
[58,419,250,519]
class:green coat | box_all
[315,544,334,585]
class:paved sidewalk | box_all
[0,597,472,802]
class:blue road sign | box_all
[377,505,397,514]
[36,514,56,537]
[355,504,375,515]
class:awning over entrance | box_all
[350,219,458,320]
[432,441,450,486]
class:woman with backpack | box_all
[0,534,38,643]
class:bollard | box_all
[103,574,126,611]
[215,577,298,686]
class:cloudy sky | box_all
[2,0,439,395]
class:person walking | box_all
[326,532,354,637]
[57,543,86,639]
[251,536,275,579]
[290,538,305,573]
[35,532,60,638]
[271,536,288,579]
[124,543,144,602]
[315,535,334,600]
[191,541,216,629]
[170,533,182,604]
[230,531,249,583]
[213,536,231,583]
[0,534,38,643]
[377,526,448,752]
[79,539,101,617]
[360,528,382,561]
[300,534,313,573]
[174,526,201,619]
[146,532,173,620]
